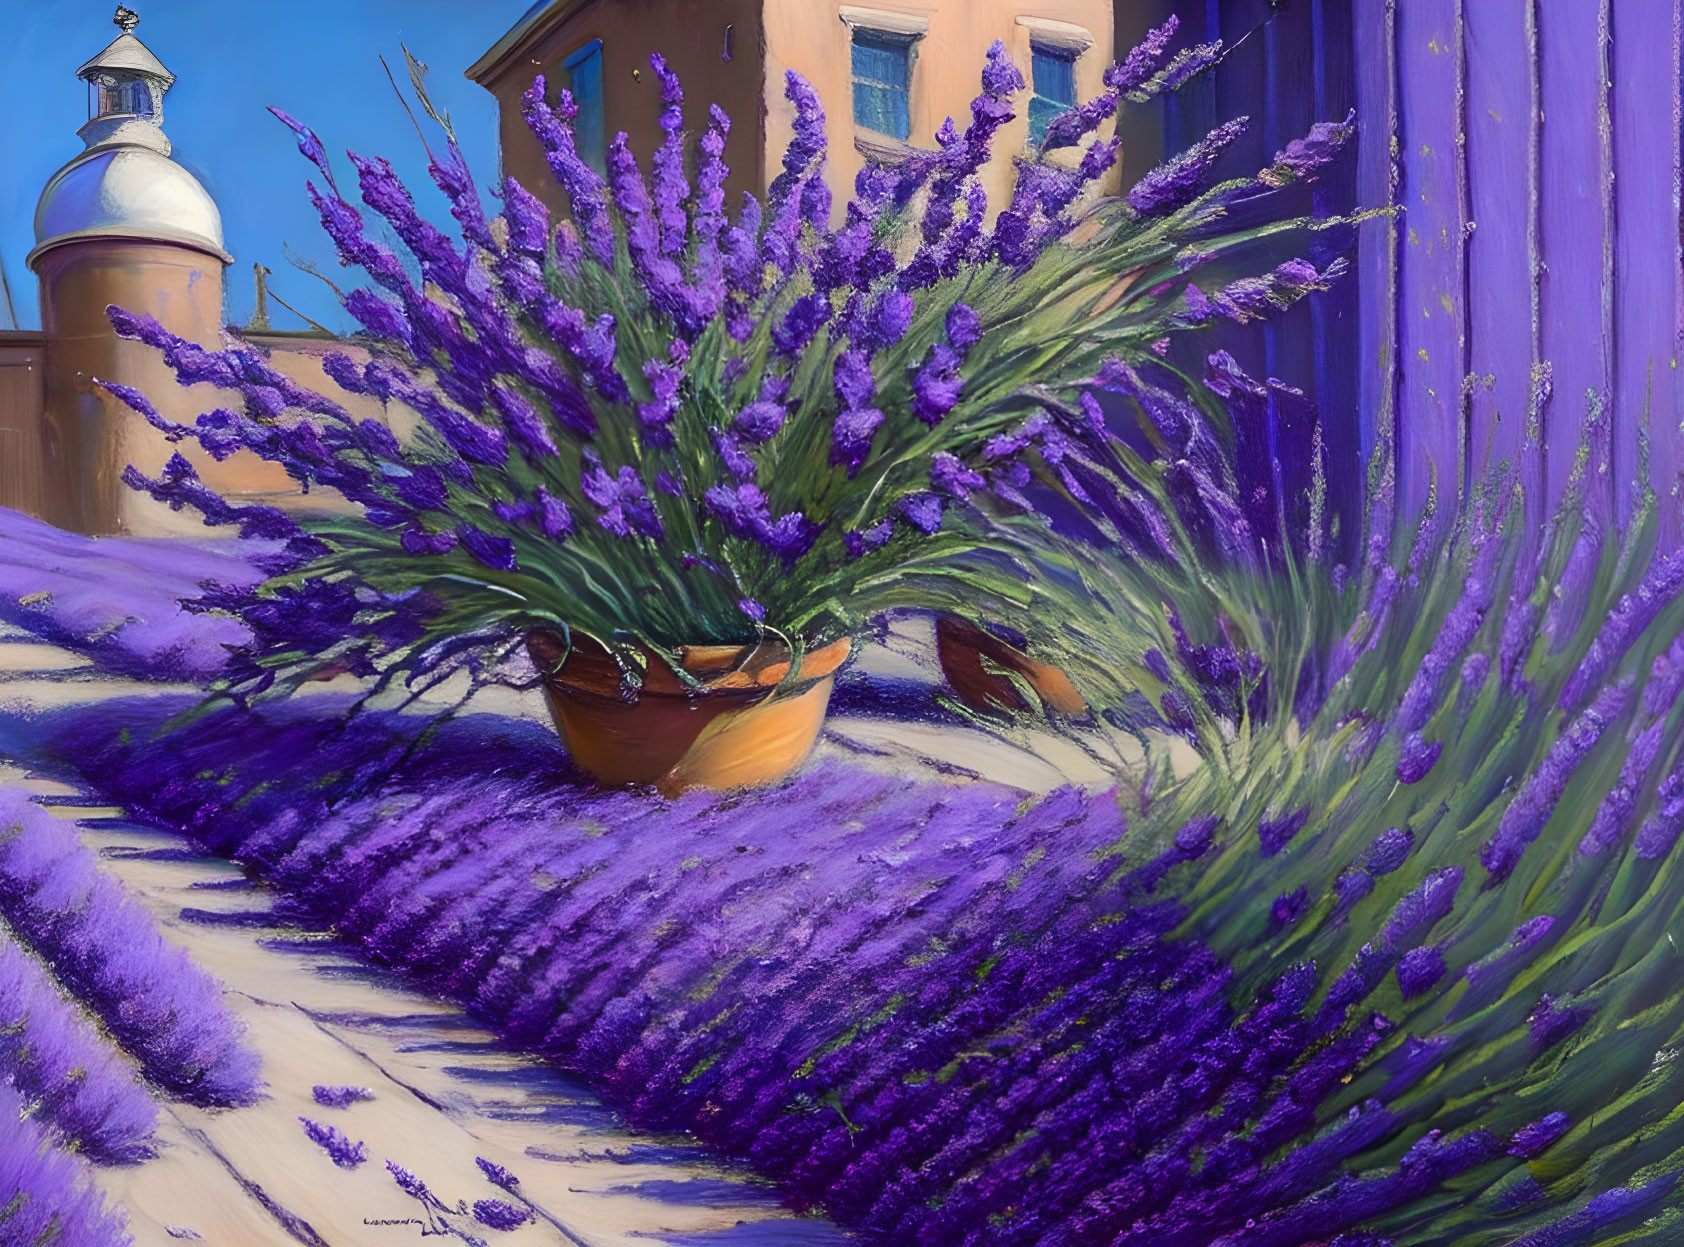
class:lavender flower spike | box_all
[300,1117,368,1169]
[1128,117,1250,217]
[1559,546,1684,713]
[312,1085,375,1109]
[1483,680,1632,880]
[1259,110,1358,189]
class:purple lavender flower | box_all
[912,345,964,426]
[300,1117,368,1169]
[1363,829,1413,876]
[476,1157,519,1190]
[648,55,691,257]
[1396,732,1443,784]
[834,350,876,411]
[1508,1112,1569,1158]
[1128,117,1250,216]
[1395,946,1446,999]
[0,1078,132,1246]
[0,792,260,1108]
[733,400,786,444]
[311,1085,374,1109]
[0,935,157,1163]
[1271,887,1309,928]
[498,176,549,256]
[831,408,885,473]
[1560,548,1684,712]
[1527,994,1587,1051]
[472,1199,530,1231]
[844,519,893,558]
[520,78,615,267]
[459,527,518,573]
[945,303,981,356]
[580,458,664,540]
[772,293,831,358]
[386,1160,437,1206]
[1260,111,1358,188]
[1257,807,1311,858]
[930,453,985,499]
[1107,15,1179,94]
[1483,680,1631,880]
[897,492,945,535]
[1633,768,1684,860]
[536,488,574,540]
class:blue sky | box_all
[1,1,532,332]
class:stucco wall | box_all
[31,238,300,536]
[472,0,768,226]
[761,0,1118,220]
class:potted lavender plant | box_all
[106,25,1353,792]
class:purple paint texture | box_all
[0,506,256,682]
[0,933,158,1164]
[0,790,261,1106]
[0,1076,132,1245]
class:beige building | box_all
[467,0,1140,224]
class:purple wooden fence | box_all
[1160,0,1364,557]
[1352,0,1683,541]
[1158,0,1682,546]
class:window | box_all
[852,28,913,141]
[563,39,605,174]
[1028,44,1078,147]
[90,73,155,122]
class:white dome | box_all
[31,144,228,266]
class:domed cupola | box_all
[29,6,229,265]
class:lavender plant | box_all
[0,1076,132,1246]
[105,23,1352,712]
[27,441,1683,1246]
[310,1084,374,1108]
[0,933,158,1164]
[299,1116,367,1169]
[0,790,261,1107]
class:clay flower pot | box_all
[934,616,1086,716]
[527,631,851,794]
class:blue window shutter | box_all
[1028,45,1078,146]
[563,39,605,174]
[851,29,912,141]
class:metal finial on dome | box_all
[114,6,140,34]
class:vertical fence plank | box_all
[1307,0,1362,556]
[1354,0,1400,503]
[1393,0,1467,520]
[1463,1,1537,498]
[1612,0,1679,531]
[1536,0,1614,519]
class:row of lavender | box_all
[0,789,262,1244]
[26,458,1682,1243]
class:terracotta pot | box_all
[934,616,1086,716]
[527,631,851,794]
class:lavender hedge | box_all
[0,505,256,683]
[0,932,157,1164]
[16,541,1683,1247]
[0,1077,132,1246]
[0,790,261,1107]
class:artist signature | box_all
[361,1199,485,1242]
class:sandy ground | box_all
[0,619,1166,1245]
